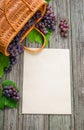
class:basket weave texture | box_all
[0,0,46,55]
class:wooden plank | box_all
[0,78,5,130]
[0,110,4,130]
[49,116,72,130]
[22,115,48,130]
[1,0,82,129]
[71,0,84,129]
[49,0,74,130]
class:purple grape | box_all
[16,96,20,100]
[5,89,9,94]
[35,4,57,34]
[7,94,11,97]
[35,10,42,19]
[3,86,20,101]
[59,19,69,38]
[12,88,16,92]
[9,89,12,94]
[35,22,48,34]
[13,92,17,96]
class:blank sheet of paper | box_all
[22,49,71,114]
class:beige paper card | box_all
[22,49,71,114]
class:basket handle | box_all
[4,0,16,31]
[4,0,33,31]
[21,27,46,54]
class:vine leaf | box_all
[0,53,10,78]
[0,80,19,110]
[27,29,52,47]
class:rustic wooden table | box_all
[0,0,84,130]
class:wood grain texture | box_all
[49,0,74,130]
[71,0,84,130]
[0,0,84,129]
[0,78,4,130]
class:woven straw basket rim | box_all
[0,0,47,55]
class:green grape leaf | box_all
[27,29,43,44]
[0,53,10,78]
[2,80,19,91]
[0,94,18,110]
[0,94,5,109]
[45,0,51,3]
[4,97,18,108]
[27,29,52,47]
[0,80,19,110]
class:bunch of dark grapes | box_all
[4,10,42,73]
[7,35,24,57]
[4,35,24,73]
[35,22,48,34]
[4,56,17,73]
[34,10,42,19]
[3,86,20,101]
[35,4,57,34]
[42,4,57,31]
[59,19,69,38]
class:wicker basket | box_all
[0,0,47,56]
